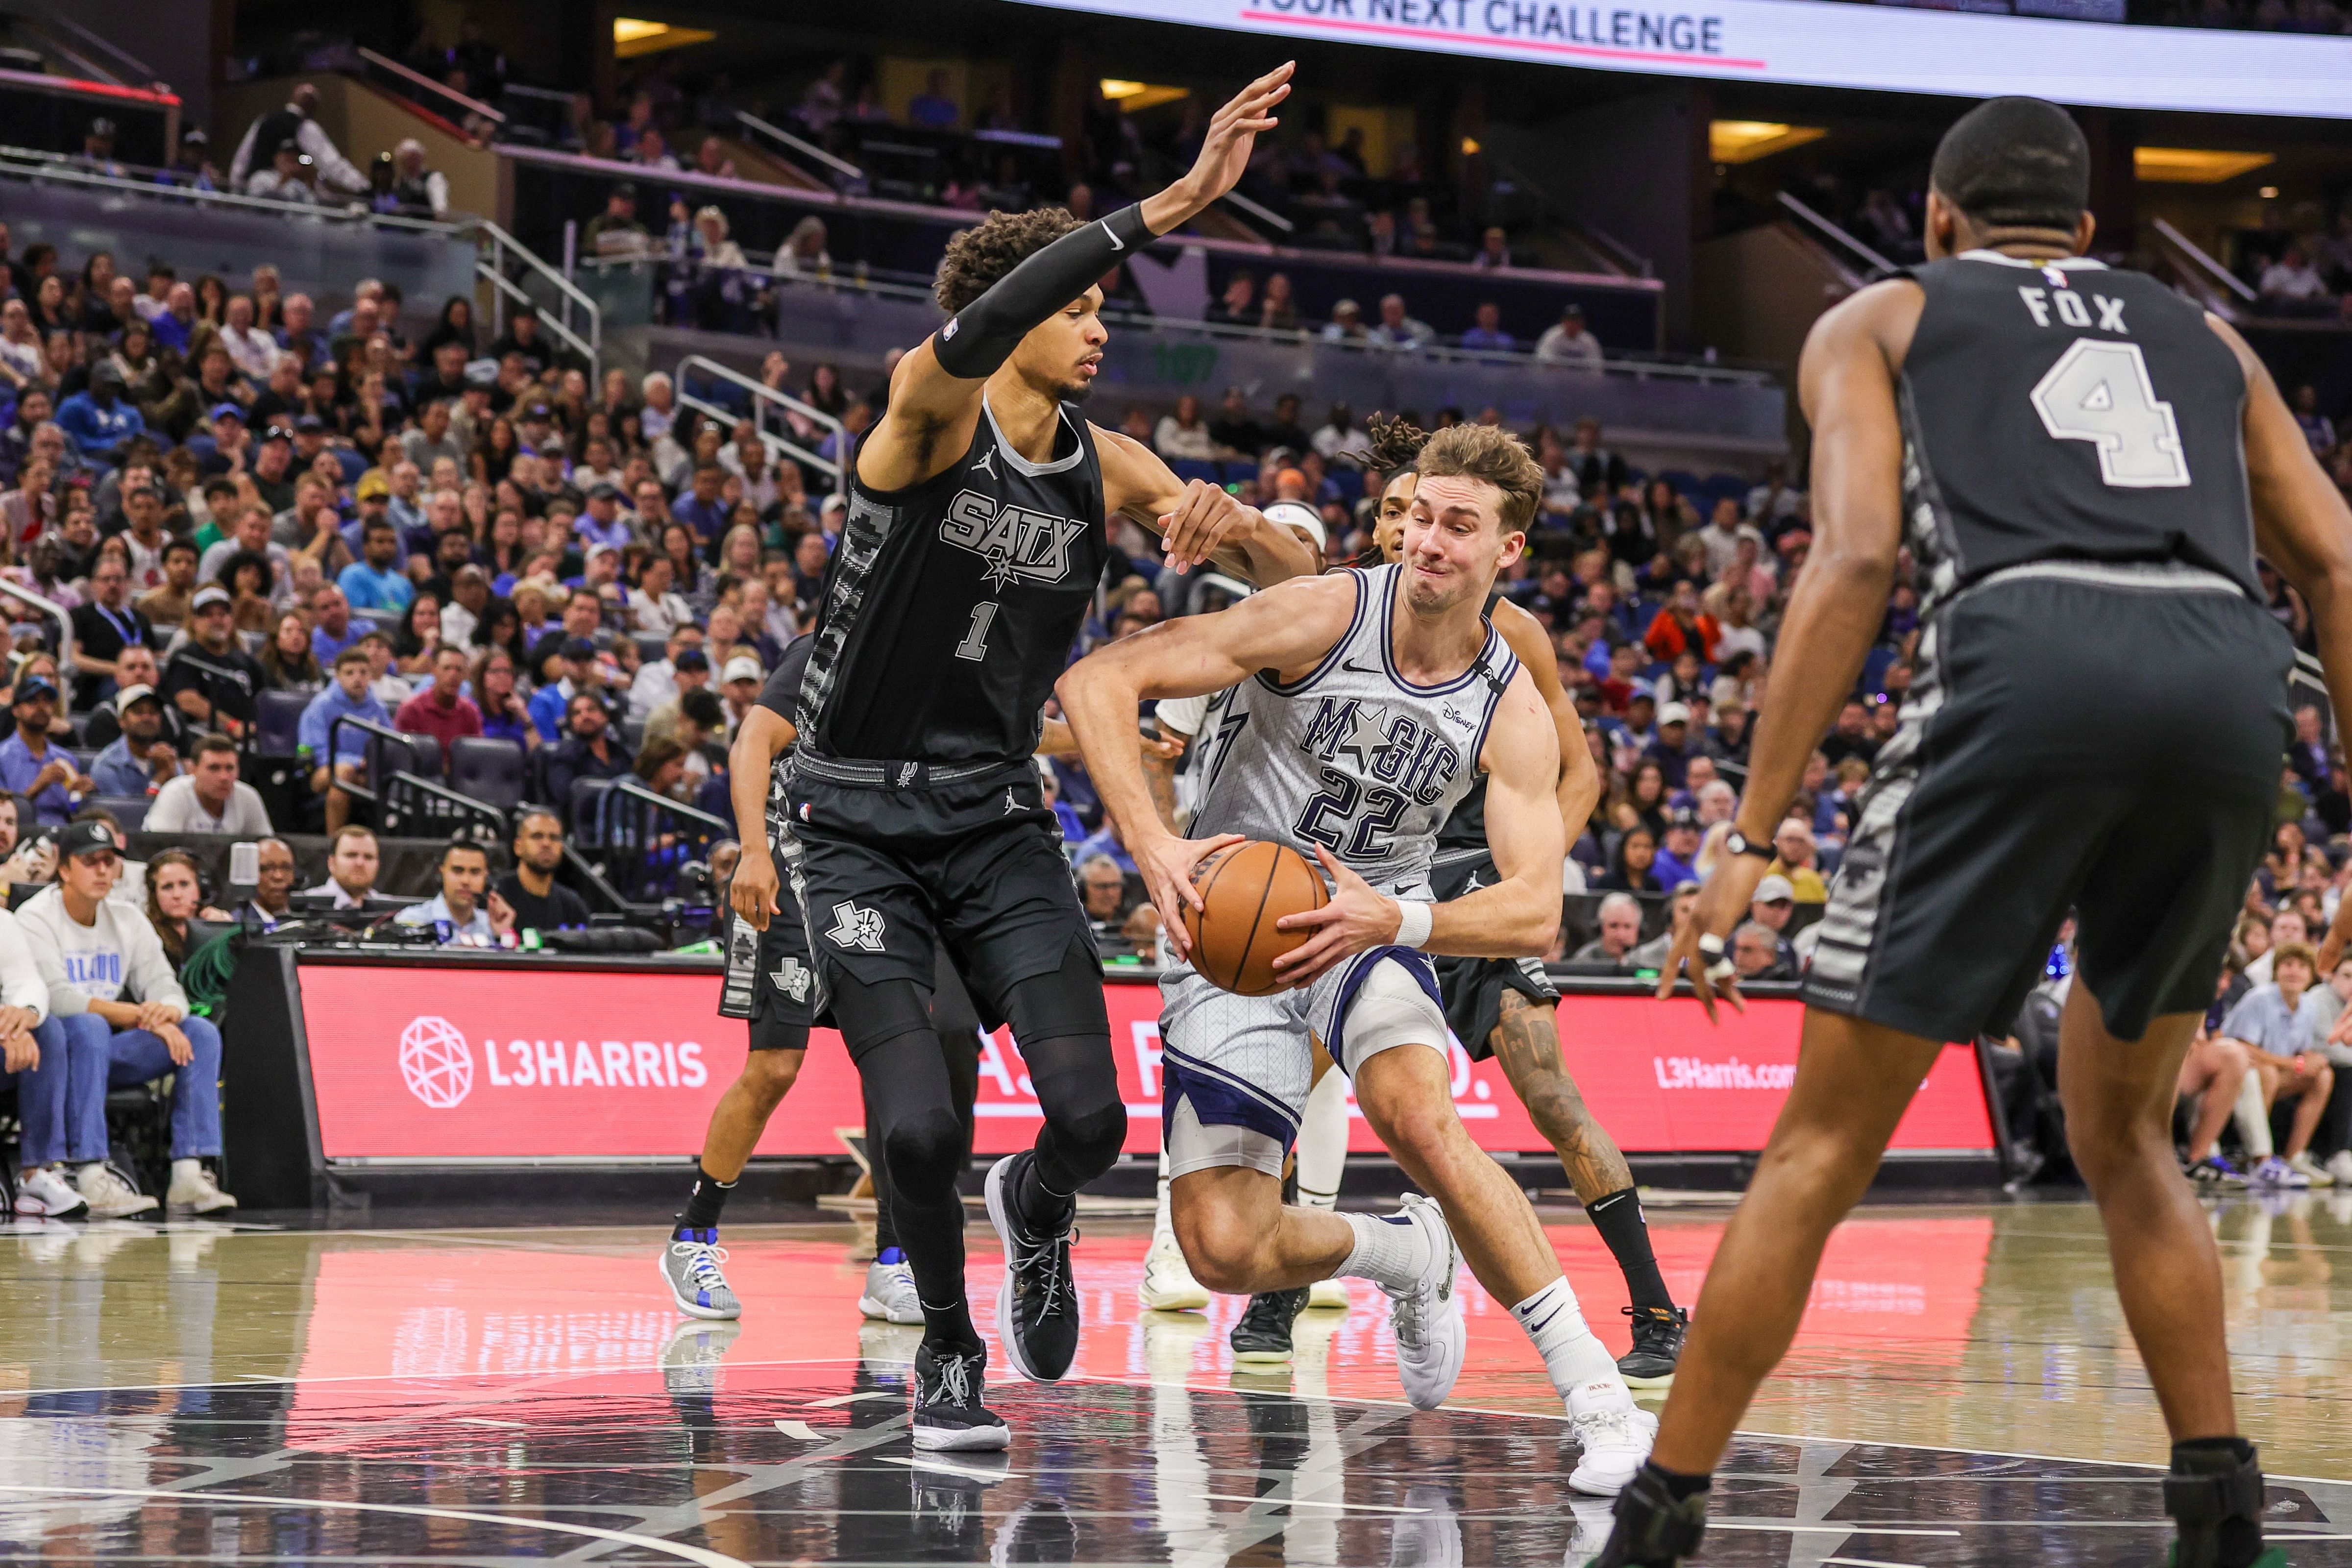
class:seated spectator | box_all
[260,610,325,697]
[1368,293,1434,350]
[629,627,706,724]
[395,644,485,758]
[69,555,155,710]
[146,734,271,835]
[473,647,539,750]
[629,555,695,637]
[543,690,634,816]
[1652,807,1702,886]
[1597,827,1662,893]
[90,685,180,799]
[2260,243,2331,310]
[138,539,201,629]
[162,588,267,741]
[394,837,513,946]
[494,808,593,932]
[1628,882,1700,970]
[302,647,394,833]
[532,637,608,741]
[145,848,230,974]
[1732,920,1794,981]
[1748,873,1801,965]
[22,820,234,1215]
[907,67,960,128]
[0,677,91,826]
[1471,226,1512,270]
[1154,394,1215,462]
[1311,402,1372,463]
[2217,940,2336,1185]
[298,824,381,910]
[0,898,87,1218]
[1321,298,1368,344]
[246,139,319,204]
[1077,851,1155,958]
[1770,817,1829,904]
[340,518,417,612]
[1572,892,1643,968]
[1535,304,1604,369]
[55,366,146,462]
[238,836,298,927]
[391,138,449,217]
[1460,302,1516,352]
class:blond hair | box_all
[1415,423,1543,534]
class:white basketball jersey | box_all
[1190,564,1518,898]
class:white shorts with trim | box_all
[1157,944,1446,1179]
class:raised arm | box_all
[1057,572,1360,954]
[860,65,1292,494]
[1493,597,1599,843]
[1095,425,1322,581]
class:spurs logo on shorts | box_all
[828,900,887,953]
[769,956,812,1001]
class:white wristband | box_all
[1392,898,1434,950]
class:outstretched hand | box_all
[1170,64,1292,215]
[1653,851,1771,1023]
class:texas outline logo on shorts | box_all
[828,900,887,953]
[769,956,812,1001]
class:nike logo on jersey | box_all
[940,488,1088,586]
[1340,657,1382,675]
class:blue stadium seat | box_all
[88,795,148,831]
[1167,458,1223,487]
[254,690,309,757]
[1659,468,1703,503]
[1324,467,1363,504]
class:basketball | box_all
[1183,839,1328,996]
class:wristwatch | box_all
[1724,828,1776,861]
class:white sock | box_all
[1152,1148,1175,1247]
[2234,1074,2275,1159]
[1296,1072,1349,1210]
[172,1158,201,1185]
[1339,1209,1431,1291]
[1511,1276,1626,1410]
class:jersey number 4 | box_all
[2028,339,2191,489]
[1294,766,1407,859]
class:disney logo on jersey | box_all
[1298,696,1461,805]
[940,488,1088,589]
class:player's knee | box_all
[882,1107,966,1197]
[738,1049,801,1108]
[1052,1091,1126,1169]
[1172,1196,1265,1293]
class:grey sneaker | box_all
[76,1163,158,1219]
[660,1228,741,1320]
[858,1257,923,1324]
[660,1317,741,1396]
[167,1163,238,1214]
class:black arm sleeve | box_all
[931,205,1156,380]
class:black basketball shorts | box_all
[784,751,1098,1029]
[1428,848,1560,1059]
[1803,562,2294,1045]
[719,899,824,1032]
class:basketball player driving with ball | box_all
[1060,423,1656,1495]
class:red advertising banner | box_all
[298,965,1993,1161]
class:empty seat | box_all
[567,777,613,842]
[254,690,310,757]
[1167,457,1223,487]
[87,795,149,831]
[449,736,526,813]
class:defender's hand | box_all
[733,845,782,931]
[1137,830,1245,963]
[1170,64,1292,213]
[1159,480,1256,572]
[1271,846,1399,988]
[1654,851,1771,1023]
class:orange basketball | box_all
[1182,839,1329,996]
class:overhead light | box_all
[613,18,715,57]
[2132,147,2275,184]
[2259,184,2280,198]
[1098,78,1189,112]
[1461,136,1482,156]
[1709,121,1825,164]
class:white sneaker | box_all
[1139,1233,1210,1312]
[1384,1194,1466,1412]
[1307,1276,1350,1310]
[2288,1152,2335,1188]
[858,1258,923,1324]
[2253,1155,2310,1189]
[1563,1495,1617,1563]
[75,1163,157,1218]
[2327,1150,2352,1186]
[14,1166,88,1219]
[1567,1380,1658,1496]
[167,1164,238,1214]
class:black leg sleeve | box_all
[1004,943,1123,1200]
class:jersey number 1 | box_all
[2028,339,2191,489]
[955,602,998,662]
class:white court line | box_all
[8,1357,878,1400]
[1822,1557,1924,1568]
[872,1456,1016,1482]
[775,1420,825,1441]
[1713,1524,1961,1538]
[454,1417,526,1428]
[800,1391,897,1408]
[0,1484,746,1568]
[1199,1491,1428,1514]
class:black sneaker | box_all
[1617,1305,1688,1388]
[912,1341,1012,1452]
[2162,1444,2284,1568]
[985,1152,1080,1381]
[991,1496,1078,1564]
[1229,1288,1308,1364]
[1588,1467,1709,1567]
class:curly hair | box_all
[934,207,1087,315]
[1364,411,1431,480]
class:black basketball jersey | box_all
[796,398,1108,765]
[754,632,815,853]
[1899,251,2255,617]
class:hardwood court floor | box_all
[1,1192,2348,1565]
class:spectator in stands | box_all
[229,82,366,194]
[394,838,514,946]
[260,611,326,700]
[1321,299,1368,344]
[2260,243,2331,311]
[629,555,696,637]
[543,689,634,812]
[302,824,381,909]
[68,555,154,711]
[2,894,87,1216]
[672,462,732,543]
[2217,940,2336,1185]
[495,808,593,932]
[1471,226,1512,270]
[1770,817,1828,904]
[1154,395,1215,463]
[585,183,653,260]
[90,685,178,800]
[238,837,298,927]
[23,819,234,1215]
[0,678,90,827]
[0,796,53,887]
[1652,805,1702,886]
[775,217,833,280]
[1534,303,1604,369]
[394,643,484,758]
[146,735,270,836]
[163,588,266,741]
[1566,417,1631,498]
[1257,272,1299,332]
[56,366,145,462]
[301,648,390,833]
[1732,921,1794,981]
[340,519,416,612]
[1747,873,1800,964]
[1460,302,1516,351]
[1598,826,1662,894]
[307,585,362,666]
[1311,403,1372,464]
[246,141,319,205]
[390,138,450,218]
[631,628,708,723]
[907,68,960,129]
[1573,892,1643,968]
[1369,293,1435,350]
[146,851,228,978]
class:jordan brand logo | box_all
[828,901,887,953]
[1004,787,1022,814]
[973,447,997,477]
